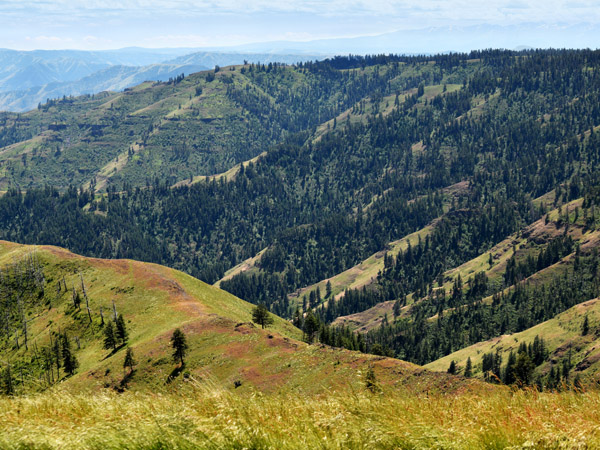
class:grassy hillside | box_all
[332,195,592,332]
[0,240,470,396]
[2,50,600,378]
[0,68,277,191]
[426,298,600,382]
[0,56,451,191]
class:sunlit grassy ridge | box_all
[1,383,599,449]
[0,241,467,395]
[425,298,600,379]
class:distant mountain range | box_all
[0,49,323,112]
[2,22,598,112]
[214,23,600,55]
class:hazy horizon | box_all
[0,1,599,53]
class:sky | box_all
[0,0,599,51]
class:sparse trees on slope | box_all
[171,328,188,366]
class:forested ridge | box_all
[2,49,600,384]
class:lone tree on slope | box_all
[61,333,79,376]
[171,328,188,366]
[124,347,136,375]
[252,303,274,329]
[116,315,128,345]
[103,321,117,351]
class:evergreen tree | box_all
[61,333,78,376]
[103,321,117,351]
[393,299,402,319]
[1,365,13,396]
[447,360,457,375]
[116,315,128,345]
[73,290,81,309]
[171,328,188,366]
[513,352,534,385]
[292,307,303,329]
[464,357,472,377]
[582,315,589,336]
[124,347,136,374]
[503,351,517,385]
[52,336,62,375]
[364,366,380,393]
[251,303,274,329]
[303,311,320,343]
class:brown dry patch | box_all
[443,180,470,197]
[411,141,425,154]
[183,315,235,335]
[575,350,600,372]
[234,322,256,334]
[40,245,81,260]
[333,300,395,331]
[0,240,22,251]
[235,359,293,391]
[264,333,299,353]
[581,231,600,251]
[87,257,130,275]
[523,199,585,244]
[223,341,254,360]
[128,262,205,315]
[575,298,600,311]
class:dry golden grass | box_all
[1,382,599,449]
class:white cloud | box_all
[1,0,599,21]
[1,0,599,50]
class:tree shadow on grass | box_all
[120,369,135,389]
[101,344,127,361]
[166,364,185,384]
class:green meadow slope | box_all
[425,298,600,382]
[331,195,594,331]
[0,58,453,192]
[0,240,475,395]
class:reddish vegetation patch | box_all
[265,333,298,353]
[42,245,80,260]
[224,341,254,360]
[125,261,207,316]
[133,264,189,299]
[0,240,22,251]
[234,322,256,334]
[88,257,130,275]
[239,364,293,391]
[182,315,236,336]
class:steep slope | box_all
[0,49,321,112]
[425,298,600,383]
[331,193,570,332]
[0,57,419,190]
[2,50,600,375]
[0,240,466,396]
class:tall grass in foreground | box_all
[1,381,599,449]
